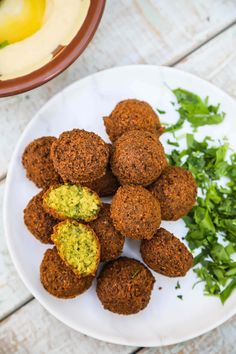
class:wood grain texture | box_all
[0,300,136,354]
[0,181,32,320]
[0,0,236,178]
[176,24,236,100]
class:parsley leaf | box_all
[165,88,225,132]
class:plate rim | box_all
[3,64,236,347]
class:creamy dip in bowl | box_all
[0,0,105,96]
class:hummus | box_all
[0,0,90,80]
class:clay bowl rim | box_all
[0,0,106,98]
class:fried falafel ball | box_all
[149,166,197,220]
[43,184,101,222]
[90,204,124,262]
[84,143,119,197]
[24,191,58,244]
[103,99,163,142]
[85,168,119,197]
[40,247,94,298]
[111,186,161,240]
[51,129,109,184]
[111,130,167,186]
[22,136,62,188]
[140,228,193,277]
[51,220,100,278]
[96,257,155,315]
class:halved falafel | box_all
[22,136,61,188]
[40,247,94,298]
[24,190,58,244]
[51,129,109,184]
[111,186,161,240]
[96,257,155,315]
[111,130,167,186]
[51,220,100,278]
[149,166,197,220]
[43,184,101,222]
[140,228,193,277]
[90,203,124,262]
[103,99,162,142]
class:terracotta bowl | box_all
[0,1,106,97]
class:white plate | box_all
[4,65,236,347]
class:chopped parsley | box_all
[167,139,179,147]
[168,135,236,304]
[0,40,9,49]
[131,269,141,279]
[177,295,183,300]
[156,108,166,115]
[165,88,225,133]
[175,281,181,289]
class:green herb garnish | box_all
[167,139,180,147]
[165,88,225,133]
[131,269,141,279]
[177,295,183,300]
[175,281,181,289]
[156,108,166,114]
[0,40,9,49]
[168,135,236,303]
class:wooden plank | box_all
[0,181,32,320]
[175,24,236,100]
[0,0,236,178]
[0,300,136,354]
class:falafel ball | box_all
[140,228,193,277]
[90,203,124,262]
[111,186,161,240]
[96,257,155,315]
[24,191,58,244]
[51,129,109,184]
[85,167,119,197]
[149,166,197,220]
[111,130,167,186]
[40,247,94,298]
[103,99,162,142]
[22,136,62,188]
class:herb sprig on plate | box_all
[163,88,225,133]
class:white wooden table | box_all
[1,1,236,353]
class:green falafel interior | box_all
[43,184,101,221]
[52,220,100,277]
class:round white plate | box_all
[4,65,236,347]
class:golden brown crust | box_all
[140,228,193,277]
[22,136,62,188]
[96,257,155,315]
[40,247,94,298]
[90,203,125,262]
[84,168,119,197]
[24,190,58,244]
[111,130,167,186]
[103,99,162,142]
[42,184,102,222]
[51,220,101,278]
[50,129,109,184]
[111,185,161,240]
[149,166,197,220]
